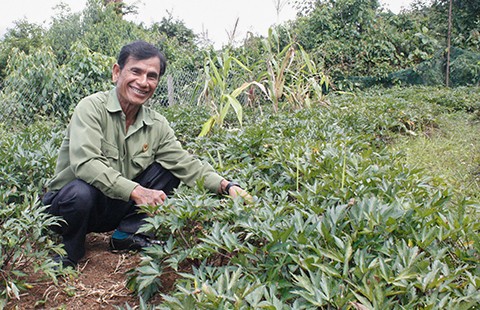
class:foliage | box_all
[0,43,114,123]
[0,122,70,307]
[0,19,45,81]
[287,0,474,86]
[126,86,480,308]
[292,0,403,76]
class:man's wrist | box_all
[223,181,241,195]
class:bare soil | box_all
[6,233,177,310]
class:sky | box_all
[0,0,416,48]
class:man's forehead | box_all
[124,56,161,72]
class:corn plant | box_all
[260,28,329,112]
[283,45,330,109]
[261,28,295,113]
[197,50,266,136]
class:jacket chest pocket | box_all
[132,151,154,170]
[101,139,119,169]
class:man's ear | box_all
[112,63,120,83]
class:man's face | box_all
[112,56,161,108]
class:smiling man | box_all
[42,41,250,269]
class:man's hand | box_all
[220,179,254,203]
[229,186,253,203]
[130,185,167,207]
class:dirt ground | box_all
[6,233,176,310]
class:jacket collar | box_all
[106,88,155,127]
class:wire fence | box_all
[0,68,205,124]
[154,69,204,107]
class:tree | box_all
[428,0,480,51]
[80,0,148,57]
[0,20,45,80]
[289,0,442,81]
[45,3,83,64]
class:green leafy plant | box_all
[0,121,71,307]
[0,193,65,307]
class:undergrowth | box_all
[0,120,70,307]
[1,86,479,308]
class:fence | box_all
[0,67,204,124]
[347,47,480,88]
[153,68,204,107]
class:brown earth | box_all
[5,233,178,310]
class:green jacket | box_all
[46,88,223,201]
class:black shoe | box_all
[53,254,77,269]
[109,234,163,252]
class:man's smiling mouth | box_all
[131,86,148,95]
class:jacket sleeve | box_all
[153,118,224,193]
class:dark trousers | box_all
[42,163,180,262]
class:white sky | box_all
[0,0,415,48]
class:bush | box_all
[0,121,63,199]
[0,43,114,124]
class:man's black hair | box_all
[117,41,167,77]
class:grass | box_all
[391,111,480,200]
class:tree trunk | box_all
[445,0,453,87]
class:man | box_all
[42,41,250,268]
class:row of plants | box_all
[121,86,480,308]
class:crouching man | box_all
[42,41,250,268]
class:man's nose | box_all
[137,74,148,86]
